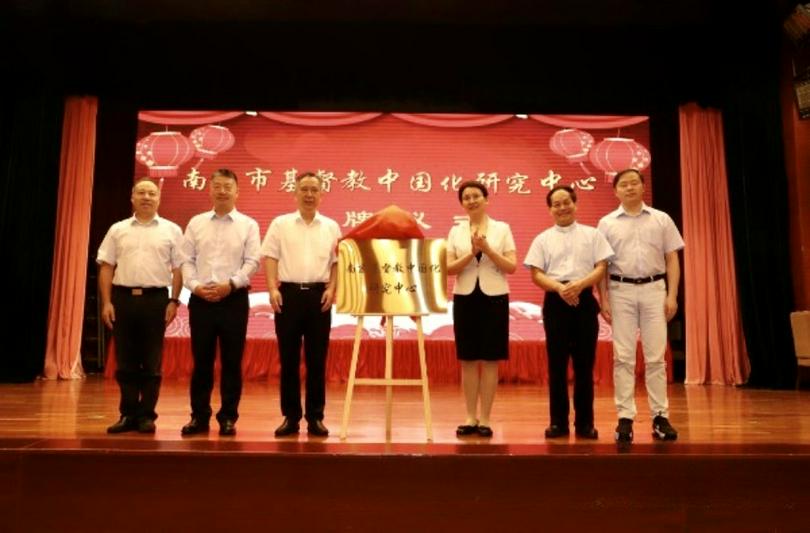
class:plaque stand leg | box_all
[339,315,433,442]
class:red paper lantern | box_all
[549,128,594,163]
[189,124,235,159]
[135,131,196,177]
[589,137,651,181]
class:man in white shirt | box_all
[598,169,684,443]
[525,185,613,439]
[180,169,261,437]
[97,178,184,434]
[262,171,340,438]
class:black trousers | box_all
[188,289,249,423]
[274,284,332,422]
[111,286,168,421]
[542,289,600,429]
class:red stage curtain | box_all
[138,111,244,125]
[258,111,383,126]
[679,103,750,384]
[139,111,508,128]
[528,115,648,129]
[136,111,651,131]
[391,113,513,127]
[139,111,383,127]
[43,96,98,380]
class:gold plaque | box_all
[337,239,447,315]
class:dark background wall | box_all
[0,1,797,385]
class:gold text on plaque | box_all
[336,239,447,315]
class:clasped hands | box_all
[194,281,232,302]
[470,232,491,257]
[556,279,583,306]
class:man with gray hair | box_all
[262,171,340,438]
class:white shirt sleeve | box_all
[168,223,186,270]
[523,233,546,271]
[181,219,201,291]
[446,224,461,257]
[329,219,341,265]
[661,213,685,253]
[233,217,261,288]
[260,218,281,260]
[96,224,118,266]
[592,230,615,264]
[502,223,517,254]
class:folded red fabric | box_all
[341,205,425,240]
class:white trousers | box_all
[609,279,669,420]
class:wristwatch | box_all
[168,298,180,305]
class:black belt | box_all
[113,285,167,295]
[279,282,326,291]
[610,273,666,285]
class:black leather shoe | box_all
[181,417,210,436]
[615,418,634,443]
[652,415,678,441]
[307,420,329,437]
[274,417,300,437]
[544,424,570,439]
[476,425,493,438]
[137,419,156,434]
[575,426,599,439]
[456,423,479,437]
[219,419,237,436]
[107,416,138,434]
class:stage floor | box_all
[2,376,810,453]
[4,378,810,532]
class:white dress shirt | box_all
[597,203,684,277]
[181,208,261,291]
[523,222,614,281]
[261,211,341,283]
[447,217,516,296]
[96,214,185,287]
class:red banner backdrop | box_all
[134,111,652,303]
[113,111,662,383]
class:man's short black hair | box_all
[545,185,577,207]
[612,168,644,188]
[212,168,238,183]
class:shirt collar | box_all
[295,210,322,225]
[130,214,159,226]
[554,221,577,233]
[209,208,238,221]
[466,215,493,231]
[615,202,651,218]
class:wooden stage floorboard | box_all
[1,376,809,449]
[3,377,810,532]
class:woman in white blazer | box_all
[446,181,517,438]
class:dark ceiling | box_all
[0,1,795,112]
[1,1,728,26]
